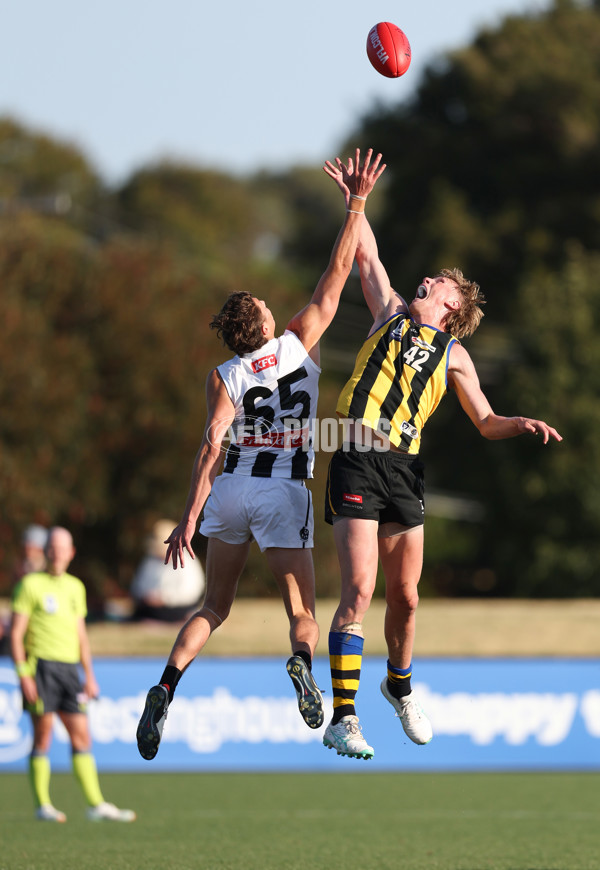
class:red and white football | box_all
[366,22,411,78]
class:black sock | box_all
[159,665,182,702]
[386,660,412,699]
[293,650,312,670]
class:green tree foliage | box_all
[348,0,600,312]
[481,247,600,595]
[340,0,600,595]
[0,218,264,600]
[3,1,600,600]
[0,218,98,523]
[116,163,271,281]
[0,117,105,236]
[0,122,321,601]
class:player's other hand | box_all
[519,417,563,444]
[19,674,39,707]
[84,675,100,700]
[164,519,196,569]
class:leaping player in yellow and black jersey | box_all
[320,157,563,760]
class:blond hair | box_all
[438,268,485,339]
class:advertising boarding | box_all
[1,658,599,772]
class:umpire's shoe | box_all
[286,655,324,729]
[136,684,169,760]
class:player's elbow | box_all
[199,437,226,467]
[356,239,377,268]
[477,416,502,440]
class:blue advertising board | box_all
[1,657,599,772]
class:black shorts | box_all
[26,659,87,716]
[324,445,425,527]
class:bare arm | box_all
[77,617,99,699]
[286,148,386,359]
[323,157,408,327]
[164,368,235,568]
[10,611,38,707]
[449,344,563,443]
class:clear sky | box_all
[2,0,548,186]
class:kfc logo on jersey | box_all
[343,493,363,505]
[251,354,277,373]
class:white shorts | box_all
[200,475,314,551]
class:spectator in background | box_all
[15,525,48,580]
[130,519,205,622]
[0,525,49,656]
[10,526,136,823]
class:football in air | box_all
[367,22,411,78]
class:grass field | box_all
[0,771,598,870]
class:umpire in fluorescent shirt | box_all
[10,526,135,823]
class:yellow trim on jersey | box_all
[336,315,455,454]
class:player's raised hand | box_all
[324,148,386,204]
[323,156,348,200]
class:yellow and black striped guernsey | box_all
[336,313,457,454]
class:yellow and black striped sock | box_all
[386,659,412,699]
[329,631,363,724]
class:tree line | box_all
[1,0,599,604]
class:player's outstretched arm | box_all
[165,369,235,569]
[286,148,385,357]
[449,344,563,443]
[323,157,407,326]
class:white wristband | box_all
[349,194,367,201]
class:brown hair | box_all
[438,268,485,339]
[209,291,267,355]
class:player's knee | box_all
[290,606,316,623]
[33,736,52,753]
[386,586,419,615]
[198,605,227,629]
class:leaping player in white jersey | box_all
[136,148,386,761]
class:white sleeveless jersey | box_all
[218,330,321,479]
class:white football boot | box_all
[323,715,374,759]
[380,679,433,745]
[36,804,67,823]
[87,801,136,822]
